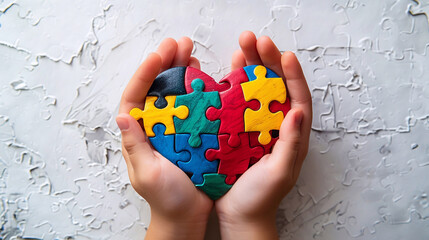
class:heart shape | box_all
[130,65,290,200]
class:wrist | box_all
[217,211,278,240]
[146,210,209,240]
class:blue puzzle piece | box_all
[149,124,191,165]
[243,65,279,81]
[175,133,219,184]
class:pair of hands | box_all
[116,31,312,239]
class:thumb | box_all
[270,108,303,177]
[116,113,155,168]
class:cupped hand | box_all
[215,31,313,239]
[116,37,212,239]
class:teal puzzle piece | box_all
[196,173,233,200]
[174,78,221,148]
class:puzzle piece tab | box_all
[148,124,191,165]
[185,66,230,93]
[269,97,291,117]
[206,68,260,147]
[148,67,187,108]
[206,133,263,184]
[243,65,279,81]
[249,131,278,166]
[130,96,189,137]
[174,79,221,147]
[176,133,219,185]
[196,174,233,200]
[241,65,287,145]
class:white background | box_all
[1,0,429,239]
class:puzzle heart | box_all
[130,65,290,200]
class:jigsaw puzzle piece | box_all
[206,68,259,147]
[148,124,191,165]
[243,65,279,81]
[195,173,233,200]
[270,96,291,117]
[249,131,278,165]
[185,66,230,93]
[410,0,429,25]
[241,65,287,145]
[130,96,189,137]
[174,79,221,148]
[206,133,264,184]
[176,133,219,185]
[148,67,187,108]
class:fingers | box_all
[157,37,198,71]
[281,51,312,125]
[120,37,199,115]
[239,31,262,66]
[231,49,246,70]
[270,109,303,180]
[238,32,283,78]
[281,51,312,167]
[281,52,310,105]
[156,38,178,71]
[116,113,156,169]
[256,36,283,78]
[172,37,194,67]
[188,56,201,69]
[119,53,162,114]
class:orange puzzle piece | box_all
[130,96,189,137]
[241,65,287,145]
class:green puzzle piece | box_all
[174,78,221,147]
[196,173,233,200]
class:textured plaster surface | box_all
[1,0,428,239]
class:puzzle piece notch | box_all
[176,133,219,185]
[409,0,429,25]
[185,66,231,93]
[241,65,287,145]
[174,78,221,148]
[148,124,191,165]
[148,67,187,108]
[270,96,291,117]
[206,133,264,184]
[206,68,260,148]
[130,95,189,137]
[249,131,278,166]
[196,173,233,200]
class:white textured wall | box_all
[1,0,428,239]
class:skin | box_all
[216,31,312,239]
[116,31,312,240]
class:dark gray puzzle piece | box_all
[147,66,187,108]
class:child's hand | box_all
[215,31,312,239]
[116,37,213,240]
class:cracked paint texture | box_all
[0,0,428,239]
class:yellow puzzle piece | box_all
[129,96,189,137]
[241,65,287,145]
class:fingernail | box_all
[116,115,129,131]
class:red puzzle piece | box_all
[185,67,230,93]
[206,68,259,147]
[206,133,264,184]
[249,132,278,165]
[269,96,291,117]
